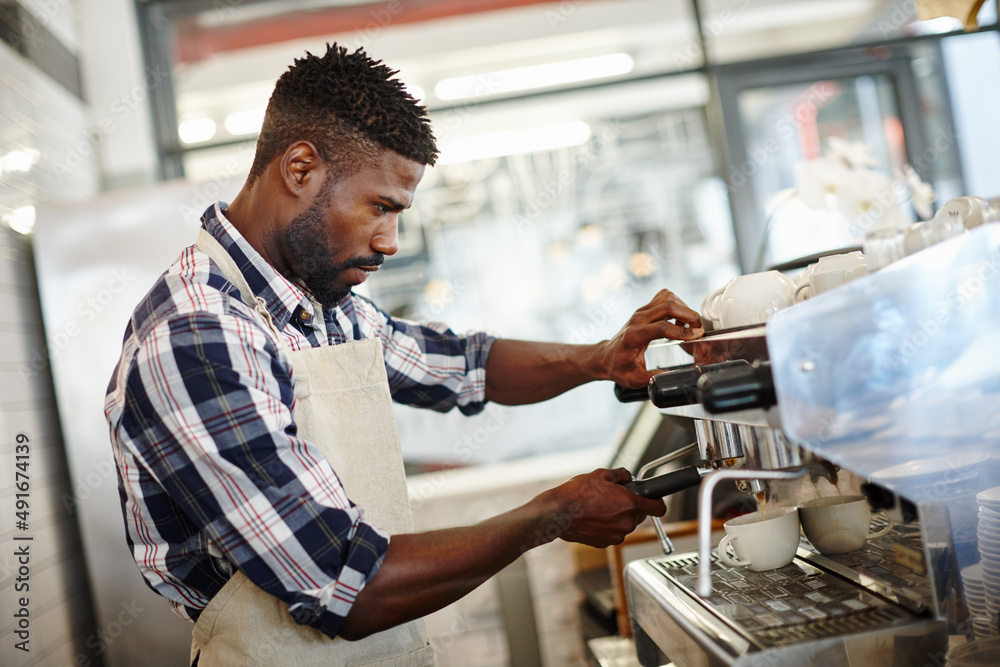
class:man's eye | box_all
[375,204,389,214]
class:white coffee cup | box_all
[701,271,796,329]
[794,251,868,302]
[717,506,800,571]
[798,495,893,555]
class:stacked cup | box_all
[961,563,992,639]
[794,251,868,302]
[976,486,1000,635]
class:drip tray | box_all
[626,551,946,667]
[652,553,908,646]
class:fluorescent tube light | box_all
[178,118,217,144]
[404,83,426,103]
[436,120,591,165]
[2,149,40,173]
[435,53,634,101]
[224,108,266,136]
[2,205,36,235]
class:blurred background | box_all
[1,1,998,665]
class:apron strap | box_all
[195,227,287,348]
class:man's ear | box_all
[279,142,325,198]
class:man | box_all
[105,44,704,666]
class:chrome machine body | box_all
[624,223,1000,666]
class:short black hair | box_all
[247,43,437,186]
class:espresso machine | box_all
[616,220,1000,666]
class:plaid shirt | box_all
[104,203,494,638]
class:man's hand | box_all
[484,289,703,404]
[533,467,667,548]
[340,467,665,639]
[598,289,703,389]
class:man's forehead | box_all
[360,151,424,183]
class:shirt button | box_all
[299,310,311,321]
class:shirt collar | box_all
[201,203,321,333]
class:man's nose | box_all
[371,215,399,256]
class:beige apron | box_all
[189,229,434,667]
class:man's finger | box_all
[632,320,704,342]
[608,467,633,484]
[639,497,667,517]
[640,297,703,327]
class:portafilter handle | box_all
[614,360,751,407]
[623,465,707,498]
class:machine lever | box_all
[697,360,776,413]
[613,360,750,406]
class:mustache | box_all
[342,253,385,270]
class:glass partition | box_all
[134,0,1000,464]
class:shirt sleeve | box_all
[119,309,386,639]
[352,295,496,415]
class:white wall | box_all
[76,0,159,189]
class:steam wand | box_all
[629,442,702,554]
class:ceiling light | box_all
[224,108,265,136]
[577,225,604,247]
[628,252,657,278]
[2,205,36,235]
[404,83,426,103]
[2,149,40,173]
[434,53,634,102]
[178,118,217,144]
[437,120,591,165]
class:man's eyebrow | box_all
[377,196,407,211]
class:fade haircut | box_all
[247,44,438,187]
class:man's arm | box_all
[340,467,664,640]
[484,289,704,404]
[123,309,665,641]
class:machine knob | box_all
[697,360,776,413]
[614,383,652,403]
[613,360,750,406]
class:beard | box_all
[280,197,384,308]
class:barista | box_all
[104,43,704,667]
